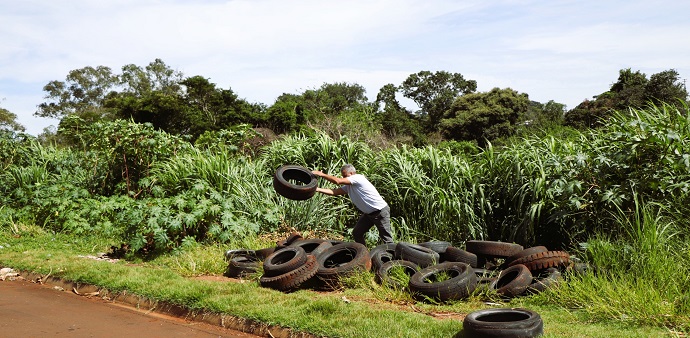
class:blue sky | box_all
[2,0,689,135]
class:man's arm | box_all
[316,187,347,196]
[312,170,351,185]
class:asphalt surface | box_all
[0,278,260,338]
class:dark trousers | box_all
[352,205,394,245]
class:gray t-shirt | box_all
[341,174,388,214]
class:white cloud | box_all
[0,0,688,135]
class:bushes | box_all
[588,104,690,208]
[543,198,690,331]
[4,104,690,255]
[5,104,690,333]
[59,115,192,196]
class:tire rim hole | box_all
[475,312,530,322]
[324,249,357,268]
[423,270,460,283]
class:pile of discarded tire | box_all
[225,232,372,292]
[225,234,573,299]
[370,240,571,302]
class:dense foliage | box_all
[3,60,690,332]
[2,103,689,254]
[4,101,690,331]
[565,68,688,129]
[30,60,582,146]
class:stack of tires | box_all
[259,245,319,291]
[225,232,373,292]
[371,240,571,302]
[266,164,572,298]
[225,238,572,299]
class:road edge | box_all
[13,270,320,338]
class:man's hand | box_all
[312,169,350,186]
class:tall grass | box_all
[536,196,690,331]
[373,145,485,243]
[479,134,597,247]
[150,145,355,235]
[4,103,690,332]
[260,132,373,172]
[588,104,690,210]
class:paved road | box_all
[0,278,259,338]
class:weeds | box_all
[541,196,690,331]
[2,104,690,334]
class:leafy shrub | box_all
[59,116,192,196]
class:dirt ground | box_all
[0,277,260,338]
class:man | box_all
[312,164,394,245]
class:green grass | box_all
[2,105,690,336]
[0,227,676,338]
[536,198,690,333]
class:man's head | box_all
[341,164,356,177]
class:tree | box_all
[565,68,689,129]
[440,87,529,145]
[37,59,186,125]
[399,71,477,130]
[522,100,566,129]
[610,68,648,109]
[36,65,119,121]
[266,94,302,133]
[119,58,183,97]
[644,69,688,108]
[266,82,372,135]
[179,75,264,137]
[108,75,262,140]
[0,104,25,132]
[375,83,424,144]
[564,94,616,129]
[108,90,187,135]
[301,82,370,117]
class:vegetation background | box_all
[1,60,689,335]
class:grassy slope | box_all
[0,229,671,338]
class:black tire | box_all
[462,308,543,338]
[272,165,318,200]
[508,250,571,272]
[316,242,371,284]
[259,255,318,291]
[473,268,499,278]
[327,239,348,246]
[418,241,452,254]
[474,276,498,293]
[224,254,261,278]
[254,246,277,260]
[371,250,395,272]
[442,246,479,267]
[370,242,397,259]
[465,240,524,258]
[565,262,591,277]
[224,249,256,261]
[376,260,419,288]
[395,242,440,268]
[276,231,303,247]
[289,239,333,258]
[526,267,561,294]
[263,246,308,277]
[408,261,477,302]
[501,246,548,269]
[489,264,533,298]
